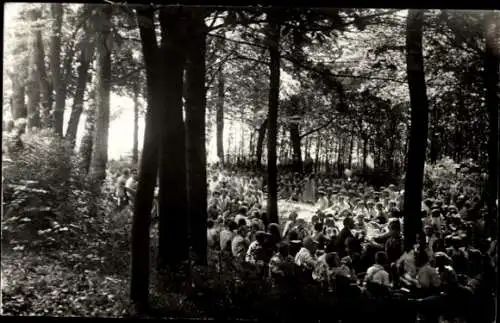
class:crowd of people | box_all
[114,165,497,322]
[204,167,497,323]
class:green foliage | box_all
[2,129,113,250]
[423,157,483,193]
[2,251,130,316]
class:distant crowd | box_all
[113,165,497,322]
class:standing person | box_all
[316,190,329,211]
[302,174,316,203]
[115,168,130,208]
[125,169,138,205]
[232,224,250,262]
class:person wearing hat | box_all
[234,206,249,226]
[269,242,295,286]
[282,211,299,238]
[338,217,356,258]
[246,231,271,265]
[231,222,250,261]
[316,189,329,211]
[366,200,377,220]
[295,237,318,282]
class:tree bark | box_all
[130,7,161,313]
[79,87,96,174]
[484,19,499,238]
[11,76,27,120]
[290,122,302,173]
[256,118,268,168]
[267,12,280,225]
[315,134,321,173]
[157,8,189,269]
[89,6,112,183]
[362,134,368,175]
[50,4,65,136]
[26,8,43,130]
[132,74,140,165]
[403,10,429,251]
[216,34,225,165]
[185,11,208,265]
[65,34,95,149]
[348,130,354,169]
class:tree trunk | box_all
[337,135,345,177]
[267,12,280,225]
[132,74,140,165]
[157,8,189,269]
[50,3,65,136]
[130,7,162,313]
[26,8,43,130]
[348,131,354,169]
[216,36,225,164]
[256,118,268,168]
[10,31,28,120]
[290,122,302,173]
[11,76,27,120]
[89,6,112,183]
[33,9,52,129]
[403,10,429,251]
[185,11,208,265]
[79,87,96,174]
[65,35,95,149]
[362,134,368,175]
[484,20,499,238]
[315,134,321,173]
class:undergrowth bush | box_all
[423,157,483,196]
[1,128,121,255]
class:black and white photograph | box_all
[1,3,499,321]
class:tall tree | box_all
[216,33,226,165]
[130,6,161,314]
[484,14,499,238]
[49,3,65,136]
[65,24,95,148]
[89,5,112,182]
[26,8,43,130]
[185,9,208,265]
[403,10,429,250]
[132,73,140,165]
[266,11,281,225]
[157,7,189,269]
[79,86,96,174]
[255,118,268,167]
[10,29,28,120]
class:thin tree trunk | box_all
[315,134,321,173]
[157,8,189,269]
[484,19,499,238]
[348,131,354,169]
[50,3,65,136]
[185,11,208,265]
[11,76,27,120]
[403,10,429,251]
[79,87,96,174]
[89,6,112,183]
[26,8,42,130]
[130,7,160,313]
[65,35,95,149]
[267,12,280,225]
[10,31,28,120]
[132,74,140,165]
[256,118,268,168]
[362,134,368,175]
[216,34,225,164]
[290,122,302,173]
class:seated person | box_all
[365,251,391,288]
